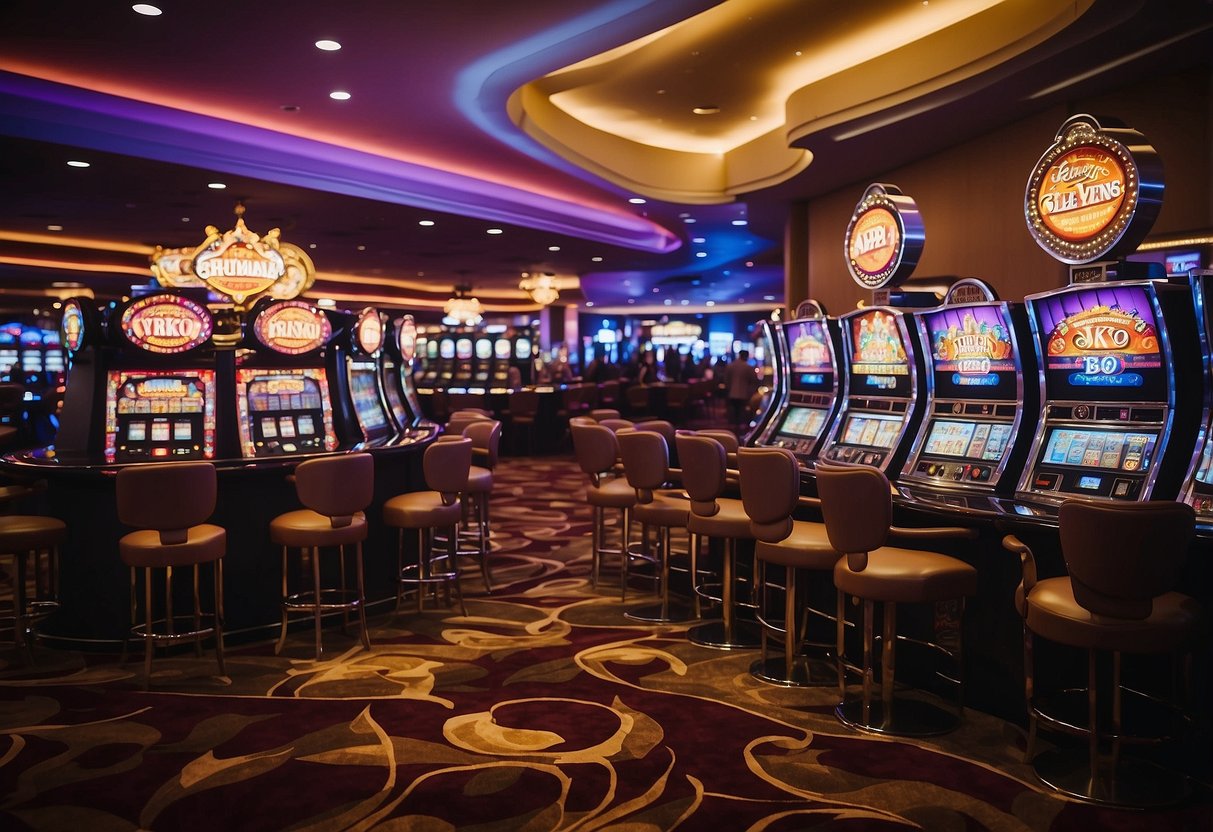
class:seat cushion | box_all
[833,546,976,603]
[755,520,838,570]
[383,492,462,529]
[1025,576,1203,653]
[586,477,636,509]
[270,510,368,548]
[633,492,689,527]
[0,514,67,550]
[465,466,493,494]
[686,497,753,540]
[120,523,225,568]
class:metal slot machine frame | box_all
[343,307,395,447]
[1176,270,1213,520]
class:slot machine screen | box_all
[439,339,455,360]
[923,305,1018,400]
[20,329,43,373]
[348,360,389,435]
[837,411,905,449]
[1039,426,1157,474]
[456,338,473,360]
[782,319,835,393]
[770,405,829,457]
[920,418,1014,462]
[235,367,338,458]
[381,358,410,424]
[515,338,532,360]
[475,339,493,361]
[847,309,912,397]
[494,339,511,360]
[1030,285,1166,403]
[104,369,216,462]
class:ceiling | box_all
[0,0,1210,321]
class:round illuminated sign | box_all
[120,294,214,354]
[1025,114,1162,265]
[354,308,384,355]
[397,315,417,361]
[253,301,332,355]
[60,299,87,352]
[844,184,924,290]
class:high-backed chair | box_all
[675,433,759,649]
[0,512,67,658]
[598,381,621,409]
[270,453,373,660]
[589,408,621,423]
[446,409,492,436]
[116,462,225,686]
[1002,500,1204,806]
[816,463,977,736]
[697,430,740,470]
[617,429,691,622]
[626,384,652,420]
[506,389,540,455]
[597,418,635,433]
[739,446,840,686]
[634,419,679,472]
[384,437,473,615]
[571,422,635,593]
[459,419,501,592]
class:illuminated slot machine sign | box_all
[513,336,533,384]
[1018,284,1173,502]
[438,338,456,383]
[491,337,512,385]
[346,308,392,443]
[817,307,919,472]
[422,338,439,384]
[236,301,338,458]
[104,293,217,463]
[902,285,1032,492]
[452,337,474,386]
[472,337,493,386]
[380,315,418,429]
[762,315,841,461]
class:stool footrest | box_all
[283,589,363,612]
[132,614,219,643]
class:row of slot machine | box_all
[413,331,535,390]
[752,270,1213,529]
[0,322,68,440]
[46,289,432,466]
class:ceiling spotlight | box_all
[705,301,715,307]
[663,299,672,305]
[315,39,342,51]
[181,217,190,222]
[418,219,435,226]
[47,224,63,231]
[207,182,226,189]
[591,256,603,262]
[628,197,647,204]
[683,218,696,224]
[548,245,560,252]
[731,219,748,226]
[329,90,352,100]
[585,302,594,308]
[627,299,635,304]
[131,4,162,16]
[695,252,708,258]
[486,228,503,235]
[692,106,720,115]
[692,237,706,244]
[66,160,90,168]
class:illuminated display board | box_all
[846,309,912,397]
[921,419,1014,462]
[120,294,213,355]
[1039,426,1157,474]
[455,338,473,360]
[783,319,834,393]
[439,339,455,359]
[104,369,216,462]
[252,301,332,356]
[348,360,389,436]
[235,367,337,458]
[923,304,1017,400]
[838,411,905,450]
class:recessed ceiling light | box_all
[744,283,752,289]
[651,287,659,293]
[695,252,708,258]
[680,300,689,305]
[357,245,366,251]
[315,39,342,51]
[628,197,647,204]
[548,246,560,252]
[746,261,754,267]
[486,228,503,235]
[627,299,635,304]
[692,106,720,116]
[706,301,715,307]
[46,224,63,231]
[585,302,594,307]
[418,219,435,226]
[591,256,603,262]
[763,295,776,301]
[692,236,706,243]
[329,90,352,101]
[731,219,748,226]
[207,182,226,189]
[280,104,301,112]
[181,217,190,222]
[683,218,696,224]
[131,4,162,16]
[66,160,90,168]
[309,243,317,249]
[663,299,672,305]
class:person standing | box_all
[723,349,756,432]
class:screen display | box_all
[475,339,493,359]
[104,369,216,463]
[494,339,511,358]
[1040,426,1157,473]
[515,338,532,360]
[846,309,912,397]
[439,339,455,359]
[426,339,438,358]
[921,418,1013,461]
[456,338,473,360]
[838,411,905,449]
[380,359,411,425]
[348,361,388,435]
[777,405,828,440]
[923,304,1018,400]
[235,367,338,458]
[783,319,835,393]
[1030,285,1166,403]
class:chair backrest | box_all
[738,446,798,542]
[675,434,727,517]
[815,463,891,570]
[617,429,668,502]
[462,419,502,469]
[697,429,739,455]
[598,418,635,433]
[634,419,675,447]
[446,410,492,436]
[423,437,473,500]
[590,409,621,422]
[569,415,597,428]
[295,452,374,528]
[626,385,650,408]
[117,461,217,545]
[571,422,618,476]
[509,389,540,417]
[665,383,689,406]
[1059,499,1195,619]
[599,380,620,404]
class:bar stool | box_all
[571,422,635,594]
[446,409,492,436]
[506,389,540,454]
[739,446,839,687]
[617,429,692,622]
[270,453,373,660]
[589,409,621,423]
[384,437,473,615]
[1002,500,1205,807]
[116,462,225,687]
[459,419,500,592]
[675,432,760,649]
[816,463,977,736]
[597,418,635,433]
[0,513,66,657]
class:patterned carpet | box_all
[1,455,1210,831]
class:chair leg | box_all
[478,493,492,593]
[356,542,370,650]
[339,544,349,634]
[590,506,601,588]
[276,546,290,655]
[836,589,848,706]
[121,565,136,667]
[1088,648,1100,785]
[192,563,203,658]
[143,568,154,690]
[783,566,797,684]
[1024,626,1038,763]
[312,546,323,661]
[395,529,405,614]
[213,558,225,677]
[449,523,466,617]
[416,529,427,613]
[861,599,875,727]
[881,601,897,724]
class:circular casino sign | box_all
[1025,114,1163,265]
[60,299,90,353]
[397,315,418,361]
[353,307,384,355]
[844,183,924,290]
[119,294,213,354]
[253,300,332,355]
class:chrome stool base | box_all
[626,600,695,624]
[749,654,836,688]
[688,619,761,650]
[1031,747,1190,807]
[834,697,959,737]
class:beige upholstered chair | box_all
[270,453,373,660]
[384,437,473,616]
[817,463,977,736]
[739,446,839,686]
[1002,500,1204,806]
[589,408,621,422]
[117,462,225,686]
[571,422,635,593]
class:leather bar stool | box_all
[458,419,501,592]
[739,446,840,687]
[1002,500,1205,807]
[0,513,66,658]
[270,453,373,660]
[506,389,540,455]
[384,437,473,615]
[589,409,621,422]
[816,463,977,736]
[446,409,492,436]
[116,462,225,687]
[571,422,635,594]
[617,429,692,622]
[675,432,760,649]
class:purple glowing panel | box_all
[923,304,1017,400]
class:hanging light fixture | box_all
[443,284,483,326]
[520,273,560,306]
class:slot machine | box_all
[472,334,493,387]
[754,302,845,467]
[743,319,784,443]
[897,279,1038,509]
[815,306,924,475]
[381,314,428,430]
[0,324,19,382]
[451,335,474,388]
[1014,278,1199,511]
[1180,271,1213,521]
[436,336,456,386]
[512,334,534,385]
[490,335,512,387]
[343,307,395,446]
[234,299,341,459]
[416,336,438,387]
